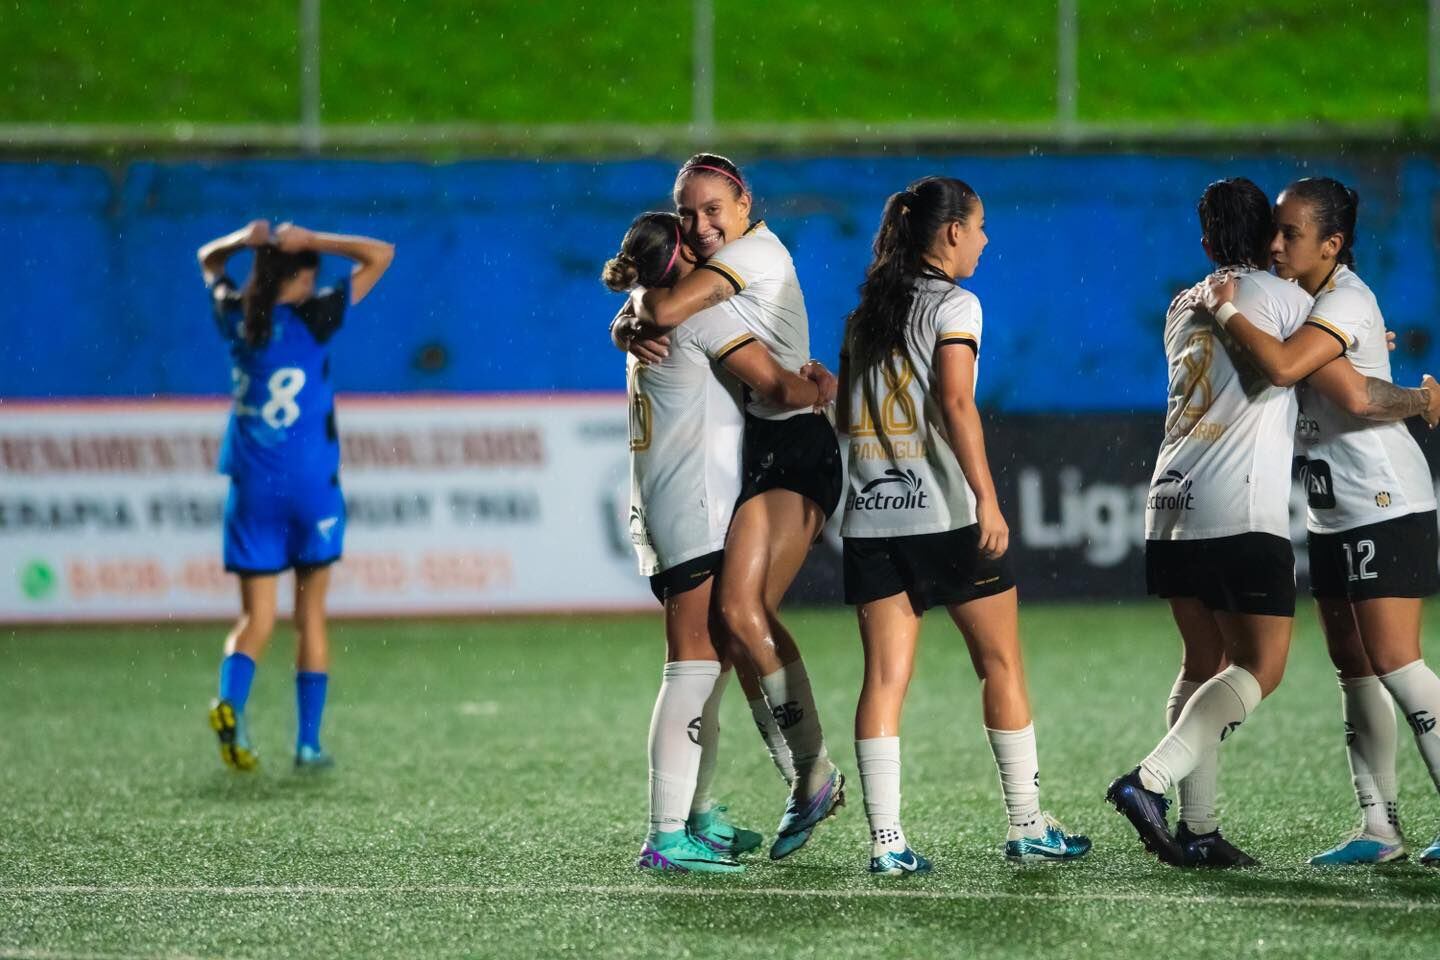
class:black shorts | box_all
[649,550,723,603]
[1308,510,1439,602]
[739,412,843,519]
[843,524,1016,613]
[1145,533,1296,617]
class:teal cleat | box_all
[1420,835,1440,866]
[294,744,335,771]
[1309,829,1407,866]
[770,767,846,860]
[208,699,259,772]
[688,804,763,856]
[1004,813,1092,863]
[637,828,744,874]
[870,845,932,877]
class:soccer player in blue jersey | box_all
[197,219,394,772]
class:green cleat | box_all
[637,828,745,874]
[688,804,764,856]
[294,744,335,771]
[208,699,259,772]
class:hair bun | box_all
[601,253,640,292]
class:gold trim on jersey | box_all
[743,220,766,237]
[1305,316,1354,351]
[715,333,756,361]
[699,260,746,293]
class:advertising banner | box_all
[0,396,648,621]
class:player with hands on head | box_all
[604,212,835,873]
[839,177,1091,875]
[1202,177,1440,867]
[198,218,394,773]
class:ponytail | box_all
[844,177,978,443]
[242,246,318,349]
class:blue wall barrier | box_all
[3,156,1437,410]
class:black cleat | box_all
[1106,767,1184,866]
[1177,822,1259,869]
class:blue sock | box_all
[296,672,329,751]
[217,652,257,714]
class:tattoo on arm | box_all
[1360,377,1429,421]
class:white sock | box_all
[986,724,1044,838]
[690,668,731,816]
[1168,677,1219,834]
[1339,674,1401,836]
[1140,665,1262,795]
[759,659,833,795]
[1380,659,1440,796]
[856,736,906,853]
[647,660,720,837]
[749,696,797,787]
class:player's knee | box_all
[718,595,765,646]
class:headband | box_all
[659,224,682,281]
[682,163,746,193]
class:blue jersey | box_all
[211,276,348,484]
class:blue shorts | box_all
[223,474,346,576]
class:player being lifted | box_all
[604,212,836,873]
[616,155,847,859]
[197,219,394,772]
[838,177,1091,874]
[1201,177,1440,866]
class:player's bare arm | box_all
[935,341,1007,559]
[197,219,269,284]
[1201,274,1344,387]
[274,223,395,304]
[721,344,832,412]
[636,266,734,332]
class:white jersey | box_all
[1296,264,1435,533]
[627,301,754,575]
[701,222,811,421]
[841,276,983,539]
[1146,268,1313,541]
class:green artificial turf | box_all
[3,602,1440,958]
[0,1,1430,127]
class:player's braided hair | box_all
[241,245,320,349]
[1197,177,1272,271]
[844,176,979,446]
[1282,177,1360,268]
[601,212,685,291]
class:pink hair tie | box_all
[682,163,747,193]
[659,224,681,281]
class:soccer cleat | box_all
[1420,835,1440,866]
[294,744,335,771]
[1004,813,1093,863]
[1177,822,1259,868]
[770,768,846,860]
[1105,767,1184,865]
[208,698,259,772]
[688,804,763,856]
[636,828,745,874]
[870,845,932,877]
[1308,828,1407,866]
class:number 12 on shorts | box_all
[1342,539,1377,582]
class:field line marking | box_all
[2,884,1438,912]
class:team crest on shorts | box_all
[1375,491,1392,508]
